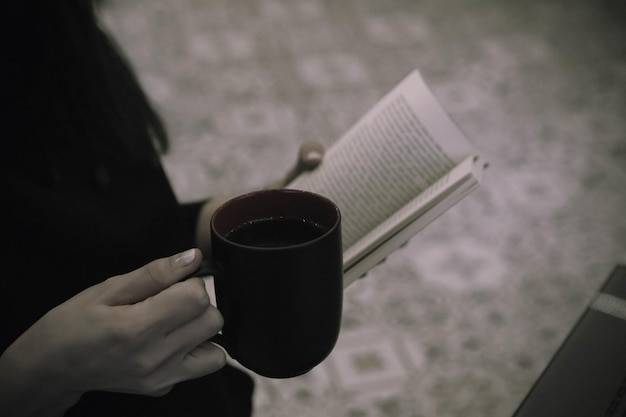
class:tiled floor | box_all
[101,0,626,415]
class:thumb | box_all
[297,140,324,171]
[273,141,325,188]
[101,249,203,305]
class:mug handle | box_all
[191,258,221,279]
[185,259,232,353]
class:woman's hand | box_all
[265,140,325,189]
[0,249,225,417]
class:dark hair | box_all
[2,0,168,186]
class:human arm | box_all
[195,141,325,254]
[0,248,225,417]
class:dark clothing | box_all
[0,147,254,416]
[1,154,199,341]
[2,2,253,414]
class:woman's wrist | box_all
[0,340,81,417]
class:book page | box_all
[289,70,476,250]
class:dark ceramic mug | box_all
[195,189,343,378]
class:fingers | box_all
[102,249,203,305]
[180,341,227,379]
[163,298,223,348]
[120,339,227,397]
[123,274,223,371]
[137,289,225,385]
[144,342,226,396]
[135,298,226,392]
[101,277,224,393]
[297,140,325,171]
[133,277,217,335]
[275,141,325,188]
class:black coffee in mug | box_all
[226,217,329,248]
[197,189,343,378]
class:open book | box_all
[287,70,487,288]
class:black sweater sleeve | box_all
[0,160,252,417]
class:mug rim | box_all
[210,188,341,251]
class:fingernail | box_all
[306,151,323,162]
[303,151,323,168]
[174,249,196,268]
